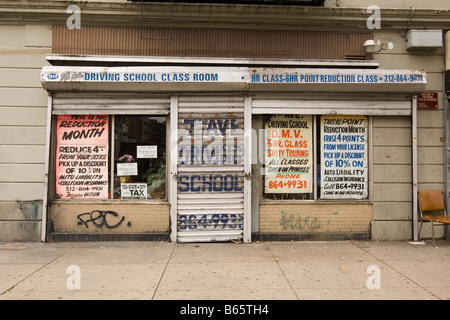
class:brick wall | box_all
[259,203,372,234]
[49,202,170,234]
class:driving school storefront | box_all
[40,66,426,242]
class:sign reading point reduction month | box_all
[320,115,368,199]
[265,114,313,194]
[55,115,109,199]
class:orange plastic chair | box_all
[418,190,449,246]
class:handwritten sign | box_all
[137,145,157,158]
[265,115,313,194]
[320,115,368,199]
[55,115,109,199]
[117,162,138,176]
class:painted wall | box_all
[0,25,51,241]
[370,30,445,240]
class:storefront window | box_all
[113,116,166,200]
[318,115,368,200]
[263,114,314,200]
[262,114,369,201]
[55,114,166,200]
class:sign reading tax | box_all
[265,115,313,194]
[320,115,368,199]
[55,115,109,199]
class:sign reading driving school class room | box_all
[55,115,109,199]
[265,115,313,194]
[42,66,427,94]
[320,115,368,199]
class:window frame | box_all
[258,114,373,203]
[50,114,169,203]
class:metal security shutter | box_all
[251,95,412,116]
[52,93,170,115]
[174,96,247,242]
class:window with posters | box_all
[54,114,166,201]
[264,114,314,200]
[263,114,369,201]
[319,115,368,200]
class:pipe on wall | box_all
[445,31,450,239]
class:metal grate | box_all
[176,96,246,242]
[131,0,324,5]
[53,26,371,61]
[140,0,174,40]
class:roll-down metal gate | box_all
[170,96,251,242]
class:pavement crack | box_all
[0,285,16,296]
[265,243,300,300]
[0,245,75,296]
[151,243,175,300]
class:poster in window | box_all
[55,115,109,199]
[320,115,368,199]
[265,114,313,194]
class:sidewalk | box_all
[0,239,449,300]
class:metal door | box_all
[170,96,251,242]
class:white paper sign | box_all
[137,145,157,158]
[121,183,147,199]
[117,162,138,176]
[320,115,368,199]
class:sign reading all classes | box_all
[320,115,368,199]
[55,115,109,199]
[265,115,313,194]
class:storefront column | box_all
[445,31,450,240]
[412,95,418,241]
[41,94,53,242]
[243,96,252,243]
[169,96,178,242]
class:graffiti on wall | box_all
[280,211,338,232]
[77,210,130,229]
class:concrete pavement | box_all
[0,239,449,300]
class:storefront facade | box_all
[40,65,426,242]
[1,0,448,242]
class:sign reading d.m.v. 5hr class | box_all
[55,115,109,199]
[265,114,313,194]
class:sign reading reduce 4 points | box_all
[55,114,109,199]
[320,115,368,199]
